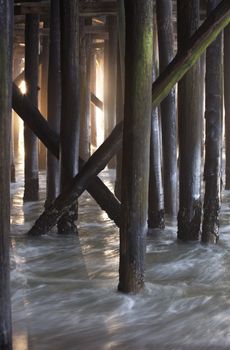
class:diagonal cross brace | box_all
[12,83,121,226]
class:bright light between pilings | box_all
[19,80,27,95]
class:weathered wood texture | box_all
[90,54,97,147]
[224,24,230,188]
[148,17,164,230]
[80,18,91,161]
[39,33,49,170]
[156,0,177,216]
[202,0,222,243]
[46,0,61,207]
[118,0,153,293]
[106,16,117,169]
[28,123,123,236]
[59,0,80,234]
[177,0,202,241]
[115,0,125,200]
[114,47,124,200]
[148,104,165,229]
[0,1,13,348]
[24,14,40,201]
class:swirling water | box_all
[10,155,230,349]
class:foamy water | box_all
[10,154,230,350]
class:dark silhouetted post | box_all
[58,0,80,234]
[90,53,97,148]
[46,0,61,207]
[202,0,222,243]
[177,0,202,241]
[24,14,39,201]
[118,0,153,293]
[148,17,164,229]
[0,0,13,348]
[80,19,91,161]
[156,0,177,216]
[39,31,49,170]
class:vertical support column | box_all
[224,24,230,188]
[115,0,125,200]
[46,0,61,207]
[104,16,117,169]
[156,0,177,216]
[13,57,23,156]
[202,0,222,243]
[79,18,91,161]
[148,16,164,229]
[118,0,153,293]
[0,0,13,348]
[107,16,117,169]
[39,32,49,170]
[58,0,80,234]
[177,0,202,241]
[90,53,97,149]
[114,47,123,200]
[24,14,39,201]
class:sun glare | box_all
[19,80,27,95]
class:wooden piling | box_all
[58,0,80,234]
[46,0,61,207]
[106,16,117,169]
[177,0,202,241]
[24,14,39,201]
[202,0,222,243]
[148,17,165,230]
[39,32,49,170]
[156,0,177,216]
[118,0,153,293]
[90,53,97,148]
[80,18,91,161]
[0,0,13,348]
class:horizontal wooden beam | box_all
[14,1,117,16]
[84,25,107,34]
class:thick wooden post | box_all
[90,53,97,148]
[177,0,202,241]
[224,24,230,188]
[39,33,49,170]
[202,0,222,243]
[46,0,61,207]
[80,19,91,160]
[107,16,117,169]
[148,17,164,229]
[24,14,39,201]
[156,0,177,216]
[0,0,13,348]
[114,47,124,200]
[115,0,125,200]
[58,0,80,234]
[118,0,153,293]
[13,57,22,152]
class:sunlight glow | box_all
[19,80,27,95]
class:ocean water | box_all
[11,154,230,350]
